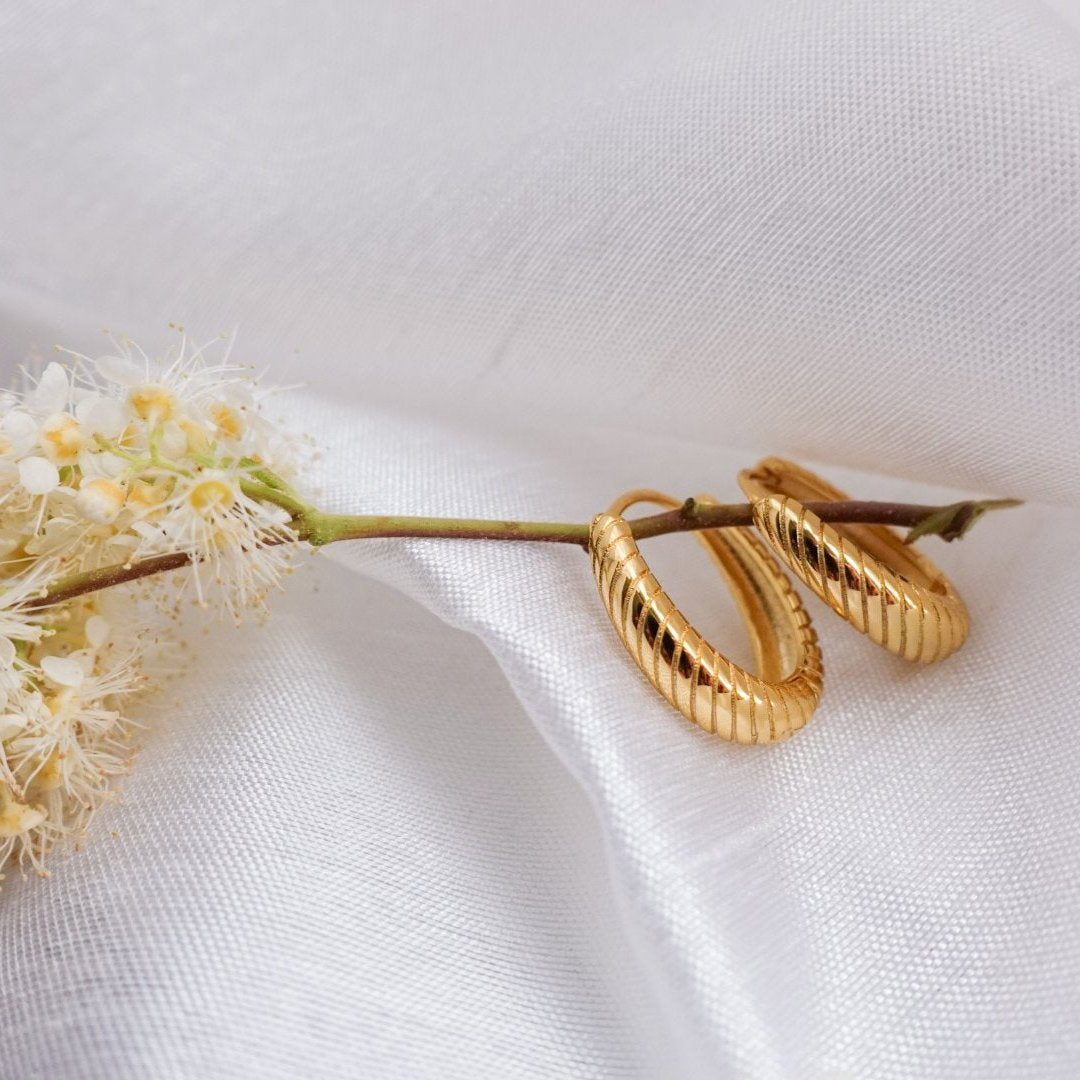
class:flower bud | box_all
[41,413,84,464]
[76,477,126,523]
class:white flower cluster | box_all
[0,332,304,880]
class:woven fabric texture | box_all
[2,2,1079,1077]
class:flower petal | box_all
[94,355,144,386]
[76,394,128,437]
[18,456,60,495]
[0,714,26,742]
[85,615,111,648]
[1,410,39,455]
[41,655,84,688]
[31,362,70,415]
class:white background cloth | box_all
[2,2,1080,1077]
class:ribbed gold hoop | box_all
[738,458,969,662]
[589,490,823,744]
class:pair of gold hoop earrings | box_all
[589,457,970,745]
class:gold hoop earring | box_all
[738,458,969,662]
[590,490,823,745]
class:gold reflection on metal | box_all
[739,458,969,663]
[590,489,823,744]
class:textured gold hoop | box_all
[589,490,823,745]
[739,458,969,662]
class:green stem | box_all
[26,494,1019,609]
[239,478,312,521]
[299,511,588,546]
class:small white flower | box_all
[1,626,147,874]
[75,478,126,524]
[17,456,61,495]
[1,411,38,455]
[74,394,128,439]
[39,412,86,466]
[0,330,307,878]
[128,383,178,424]
[135,467,294,617]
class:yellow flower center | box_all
[117,422,141,449]
[179,417,210,454]
[28,749,63,793]
[188,478,235,515]
[128,479,165,508]
[41,414,83,463]
[76,477,126,523]
[45,691,72,717]
[0,794,45,838]
[127,478,168,521]
[129,384,177,422]
[209,403,245,440]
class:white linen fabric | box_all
[2,1,1080,1077]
